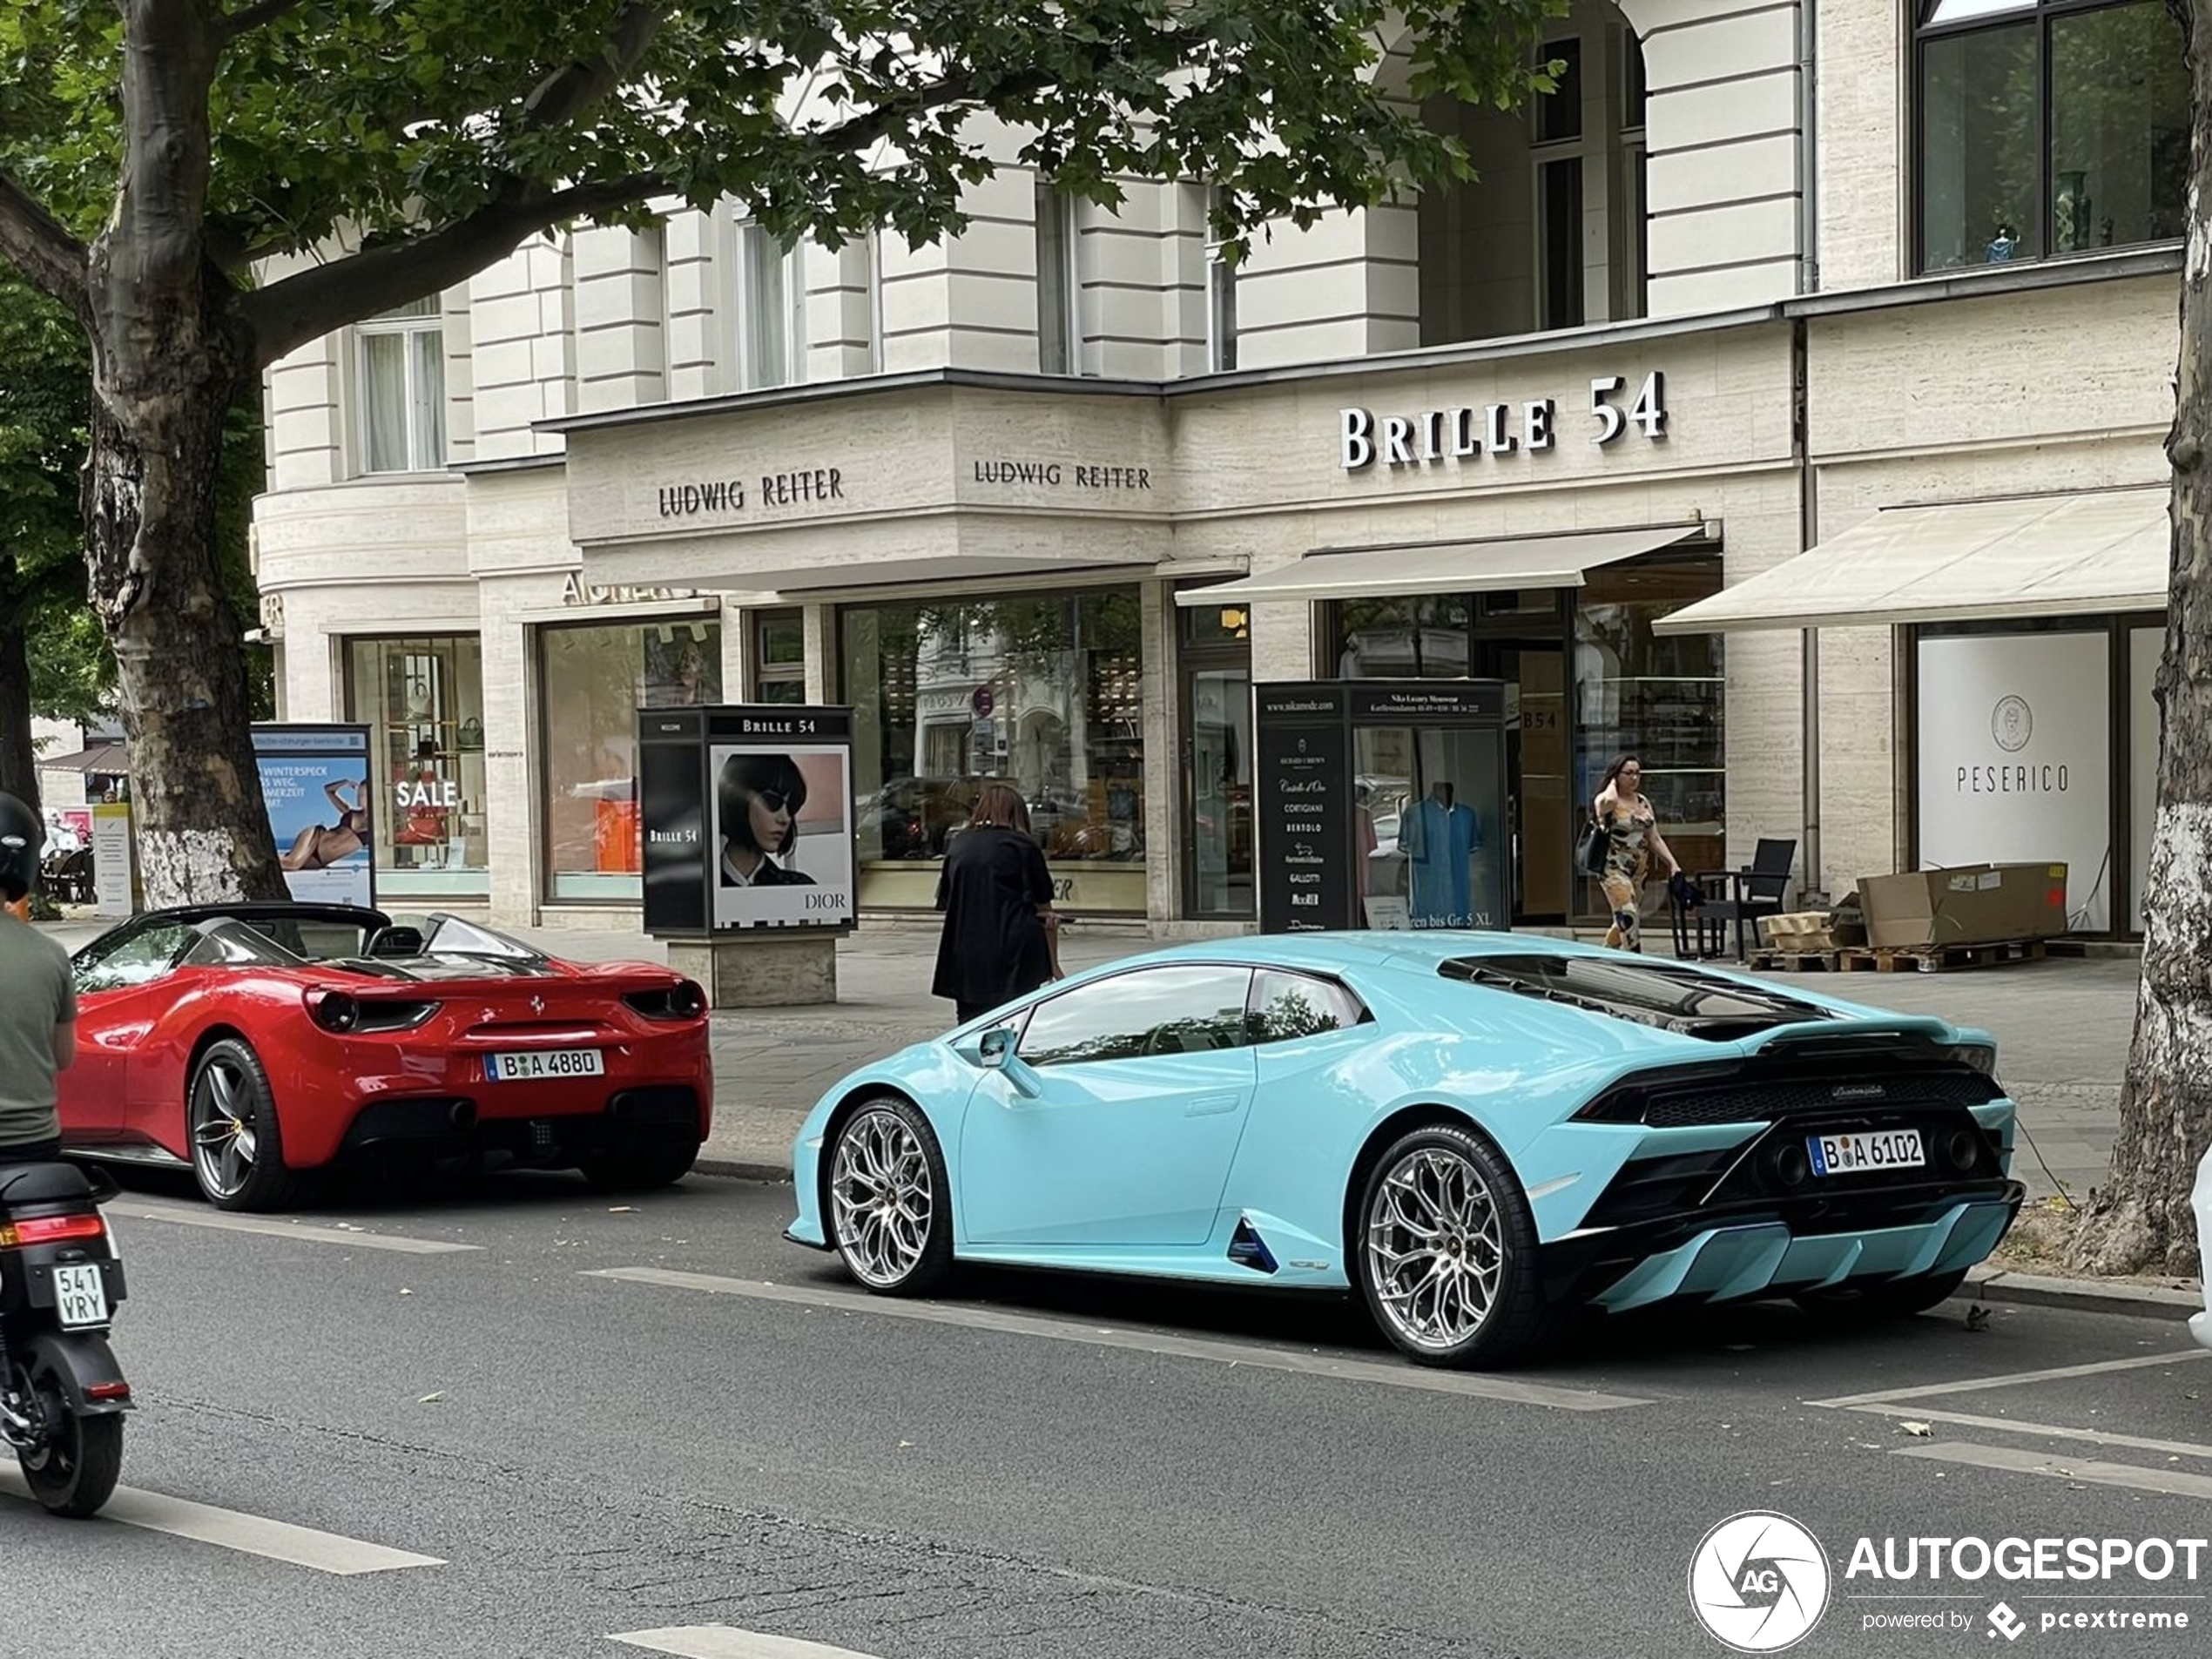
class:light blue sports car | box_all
[785,933,2024,1367]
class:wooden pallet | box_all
[1746,948,1838,972]
[1833,938,2047,974]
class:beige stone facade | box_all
[251,0,2183,936]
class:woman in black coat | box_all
[933,783,1062,1024]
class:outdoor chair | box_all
[1695,838,1798,962]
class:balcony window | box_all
[1918,0,2187,273]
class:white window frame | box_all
[1204,187,1238,373]
[1035,181,1079,375]
[728,215,806,390]
[354,298,446,475]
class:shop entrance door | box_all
[1487,642,1571,925]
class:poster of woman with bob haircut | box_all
[710,745,853,929]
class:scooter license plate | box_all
[51,1264,108,1330]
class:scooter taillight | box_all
[0,1213,108,1249]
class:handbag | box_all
[1575,813,1609,877]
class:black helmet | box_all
[0,792,40,903]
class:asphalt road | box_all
[1,1171,2205,1659]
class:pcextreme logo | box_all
[1689,1512,1833,1653]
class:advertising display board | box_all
[1253,680,1508,935]
[90,802,136,916]
[639,705,856,938]
[253,724,375,907]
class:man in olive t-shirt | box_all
[0,904,78,1157]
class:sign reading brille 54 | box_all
[1340,371,1668,471]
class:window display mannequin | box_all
[1401,779,1480,928]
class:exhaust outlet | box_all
[448,1101,479,1130]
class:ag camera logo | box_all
[1689,1511,1832,1652]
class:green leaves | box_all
[7,0,1565,321]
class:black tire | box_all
[579,1136,701,1192]
[1352,1121,1561,1369]
[1795,1267,1973,1323]
[824,1095,954,1296]
[187,1038,313,1213]
[16,1365,124,1519]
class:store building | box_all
[252,0,2184,938]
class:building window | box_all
[1917,0,2187,273]
[735,220,805,389]
[840,592,1145,912]
[539,618,722,900]
[344,635,487,895]
[355,298,445,475]
[752,610,806,705]
[1035,181,1079,374]
[1205,188,1238,373]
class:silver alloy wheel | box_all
[1364,1143,1505,1352]
[189,1056,260,1201]
[829,1107,935,1289]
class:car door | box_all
[959,964,1258,1248]
[60,918,199,1139]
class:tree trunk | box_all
[81,303,287,907]
[2066,0,2212,1277]
[0,558,40,816]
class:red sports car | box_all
[59,903,713,1211]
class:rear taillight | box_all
[624,981,708,1021]
[84,1381,131,1402]
[0,1213,107,1249]
[306,988,437,1034]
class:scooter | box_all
[0,1161,132,1516]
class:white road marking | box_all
[1811,1346,2209,1408]
[1838,1403,2212,1462]
[0,1473,444,1573]
[111,1201,482,1255]
[611,1628,887,1659]
[1892,1441,2212,1501]
[586,1267,1653,1410]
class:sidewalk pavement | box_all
[43,913,2138,1203]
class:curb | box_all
[695,1154,793,1185]
[1964,1270,2204,1324]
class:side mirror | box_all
[975,1026,1041,1098]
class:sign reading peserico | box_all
[1340,371,1668,471]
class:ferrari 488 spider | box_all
[786,933,2024,1367]
[61,904,711,1211]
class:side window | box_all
[1018,966,1255,1067]
[1248,969,1367,1044]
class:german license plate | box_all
[51,1264,108,1330]
[483,1049,604,1082]
[1809,1129,1925,1177]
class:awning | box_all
[1653,487,2168,635]
[38,742,128,775]
[1171,525,1712,606]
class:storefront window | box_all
[840,590,1146,912]
[345,636,488,895]
[1575,559,1725,905]
[1334,597,1472,678]
[540,617,722,900]
[752,610,806,705]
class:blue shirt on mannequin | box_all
[1402,788,1480,927]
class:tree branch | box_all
[239,174,665,366]
[518,3,668,134]
[0,172,92,326]
[217,0,307,43]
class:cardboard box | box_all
[1856,864,2069,950]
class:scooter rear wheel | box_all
[17,1366,123,1518]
